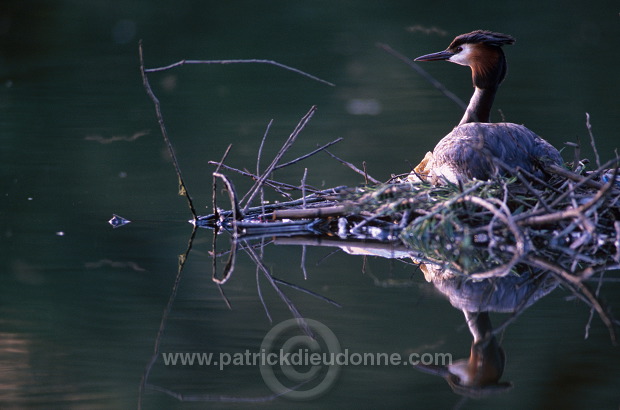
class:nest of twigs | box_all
[202,159,620,280]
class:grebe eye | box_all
[455,46,463,53]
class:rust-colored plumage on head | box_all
[451,31,515,90]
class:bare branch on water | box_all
[144,58,335,87]
[139,40,198,221]
[138,225,197,409]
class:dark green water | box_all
[2,1,619,409]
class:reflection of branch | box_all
[211,218,237,286]
[525,255,616,344]
[144,382,297,403]
[138,225,197,409]
[84,130,150,144]
[243,242,313,337]
[273,277,342,307]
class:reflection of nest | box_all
[424,265,559,313]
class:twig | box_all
[211,144,233,220]
[197,193,343,224]
[139,40,198,221]
[301,168,308,208]
[512,171,553,213]
[274,137,344,171]
[257,120,273,218]
[546,164,606,191]
[585,113,601,168]
[211,172,241,285]
[460,195,525,279]
[211,162,318,194]
[323,149,381,184]
[213,172,243,223]
[144,58,335,87]
[243,106,318,212]
[519,165,617,226]
[615,221,620,263]
[257,120,272,177]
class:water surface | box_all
[2,1,619,409]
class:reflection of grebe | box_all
[416,263,559,397]
[416,311,511,398]
[413,30,562,183]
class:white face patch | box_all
[448,43,474,66]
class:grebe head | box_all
[414,30,515,90]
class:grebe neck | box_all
[459,86,497,125]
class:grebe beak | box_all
[414,50,454,61]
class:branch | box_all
[144,58,335,87]
[138,40,198,221]
[243,106,318,212]
[323,149,381,184]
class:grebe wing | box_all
[428,123,562,183]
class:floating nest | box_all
[200,160,620,280]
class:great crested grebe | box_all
[412,30,563,183]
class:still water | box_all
[2,1,619,409]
